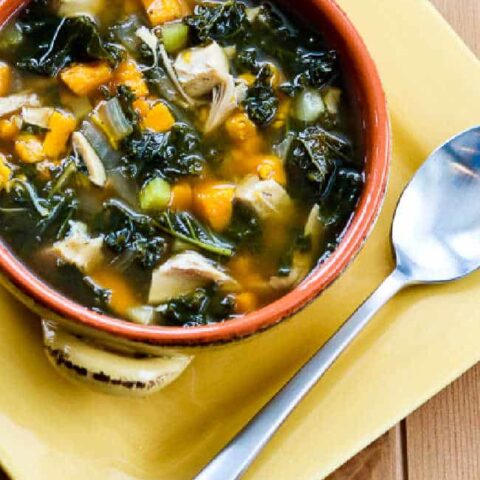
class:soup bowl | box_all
[0,0,390,395]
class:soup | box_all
[0,0,363,326]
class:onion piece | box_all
[80,121,121,169]
[72,131,107,187]
[136,26,159,71]
[92,97,133,147]
[22,107,54,129]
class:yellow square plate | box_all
[1,0,480,478]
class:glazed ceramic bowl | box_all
[0,0,390,395]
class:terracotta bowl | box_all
[0,0,390,395]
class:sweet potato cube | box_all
[142,0,190,26]
[60,62,113,96]
[113,60,149,97]
[0,117,20,141]
[169,181,193,211]
[144,102,175,132]
[194,181,236,232]
[0,62,12,97]
[0,153,11,189]
[15,134,46,163]
[43,111,77,158]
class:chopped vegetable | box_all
[235,291,257,314]
[0,94,40,118]
[225,111,258,143]
[43,111,77,158]
[160,22,189,54]
[0,117,21,141]
[0,154,12,189]
[256,155,286,185]
[323,87,342,115]
[169,181,192,211]
[0,63,11,97]
[60,61,113,96]
[92,97,133,146]
[244,66,278,126]
[71,131,107,186]
[22,107,54,129]
[157,209,235,256]
[90,267,138,316]
[140,177,172,211]
[141,0,190,26]
[293,88,325,123]
[113,60,149,97]
[122,123,204,182]
[158,285,236,326]
[193,181,236,232]
[16,14,122,77]
[143,102,175,132]
[185,1,248,44]
[14,134,46,163]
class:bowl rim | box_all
[0,0,390,346]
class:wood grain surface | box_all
[329,1,480,479]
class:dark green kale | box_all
[116,85,141,134]
[160,286,236,327]
[244,66,278,127]
[122,123,204,183]
[276,231,312,277]
[225,202,262,251]
[16,5,123,76]
[102,204,167,269]
[286,126,354,201]
[281,50,338,96]
[102,199,235,257]
[234,48,260,74]
[185,1,249,45]
[157,210,235,257]
[320,167,363,228]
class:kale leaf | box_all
[157,210,235,257]
[185,1,249,45]
[122,123,204,183]
[320,167,363,228]
[286,126,341,200]
[102,199,235,257]
[16,10,123,76]
[244,66,278,127]
[226,202,262,251]
[281,50,338,95]
[102,202,167,269]
[160,286,235,327]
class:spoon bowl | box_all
[393,126,480,282]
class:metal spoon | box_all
[194,125,480,480]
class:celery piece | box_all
[140,178,171,211]
[161,23,189,54]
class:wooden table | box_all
[328,1,480,479]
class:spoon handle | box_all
[194,268,410,480]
